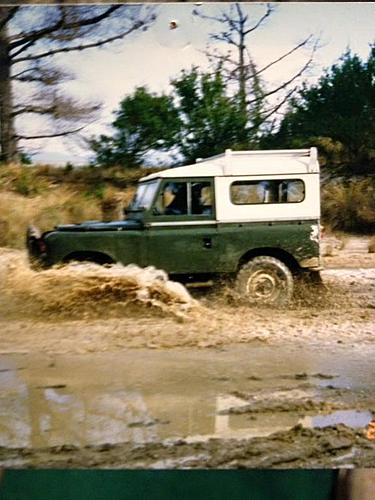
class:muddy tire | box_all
[303,270,323,285]
[235,256,294,306]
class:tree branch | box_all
[247,48,316,105]
[11,38,43,60]
[194,3,273,43]
[9,5,122,52]
[11,67,38,79]
[254,35,314,77]
[12,22,146,63]
[12,105,57,117]
[210,32,237,47]
[221,11,241,35]
[0,7,19,29]
[248,87,297,129]
[16,126,86,140]
[244,4,273,36]
[260,87,297,120]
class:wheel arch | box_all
[238,247,300,274]
[62,251,115,265]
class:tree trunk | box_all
[238,33,247,118]
[0,20,18,163]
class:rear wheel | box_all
[235,256,294,306]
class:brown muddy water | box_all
[1,345,375,468]
[0,246,375,468]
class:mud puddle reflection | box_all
[300,410,373,429]
[1,345,374,453]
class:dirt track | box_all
[0,239,374,354]
[0,237,375,468]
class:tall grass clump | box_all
[322,178,375,233]
[0,189,103,249]
[0,162,144,249]
[0,163,51,195]
[94,185,135,221]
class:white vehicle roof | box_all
[141,148,319,182]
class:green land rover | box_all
[27,148,323,305]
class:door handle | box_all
[203,237,212,249]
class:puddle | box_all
[300,410,373,429]
[185,397,374,444]
[1,346,375,451]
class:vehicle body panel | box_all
[28,148,322,277]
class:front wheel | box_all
[235,256,294,306]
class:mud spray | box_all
[0,249,201,320]
[1,248,373,352]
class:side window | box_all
[155,182,188,215]
[230,179,305,205]
[154,181,214,216]
[191,182,213,215]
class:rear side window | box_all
[230,179,305,205]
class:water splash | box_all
[0,249,197,320]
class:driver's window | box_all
[155,182,188,215]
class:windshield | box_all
[130,180,159,210]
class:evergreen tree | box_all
[265,45,375,175]
[90,87,180,167]
[172,68,248,164]
[91,68,247,167]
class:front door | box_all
[145,179,219,274]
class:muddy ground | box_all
[0,236,374,468]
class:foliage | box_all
[91,4,318,167]
[193,3,317,140]
[321,178,375,233]
[264,46,375,175]
[90,87,180,167]
[91,69,253,167]
[172,68,249,163]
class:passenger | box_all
[164,184,187,215]
[200,186,213,215]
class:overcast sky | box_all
[23,2,375,165]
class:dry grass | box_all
[321,178,375,233]
[0,189,102,248]
[368,237,375,254]
[0,163,142,248]
[100,186,134,221]
[1,163,374,249]
[0,163,52,195]
[34,164,162,189]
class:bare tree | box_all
[0,4,156,162]
[193,3,318,142]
